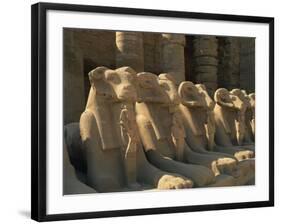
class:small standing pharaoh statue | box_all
[204,108,216,151]
[120,104,140,187]
[196,84,216,151]
[171,109,186,162]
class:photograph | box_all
[31,2,274,221]
[63,28,256,194]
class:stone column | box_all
[192,36,218,96]
[115,32,144,72]
[161,34,186,85]
[240,38,255,92]
[218,37,241,90]
[143,33,162,74]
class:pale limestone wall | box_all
[63,29,85,125]
[63,29,255,124]
[63,29,116,124]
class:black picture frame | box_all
[31,2,274,222]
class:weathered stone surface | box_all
[78,66,193,192]
[218,37,241,90]
[63,29,116,124]
[248,93,255,137]
[63,139,96,195]
[136,72,216,187]
[64,123,87,173]
[195,73,217,83]
[62,29,256,193]
[214,88,255,152]
[192,36,218,96]
[177,81,254,185]
[63,29,255,124]
[240,38,255,92]
[64,66,255,192]
[116,32,144,73]
[231,89,255,144]
[143,33,162,74]
[161,34,186,85]
[63,30,86,125]
[194,56,218,66]
[196,85,254,162]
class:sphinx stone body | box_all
[177,81,253,181]
[213,88,255,153]
[78,66,193,192]
[232,89,255,145]
[63,138,97,194]
[179,83,254,184]
[64,66,255,192]
[135,72,238,187]
[196,84,254,161]
[248,93,255,137]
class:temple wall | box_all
[63,29,255,124]
[63,29,85,125]
[63,29,116,124]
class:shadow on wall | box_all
[63,28,255,124]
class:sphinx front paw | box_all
[234,150,255,161]
[157,175,193,189]
[212,158,239,177]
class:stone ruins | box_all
[63,30,255,194]
[63,65,255,193]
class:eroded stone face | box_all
[136,72,169,104]
[214,88,246,146]
[194,85,254,161]
[178,81,206,108]
[249,93,255,108]
[196,84,215,110]
[214,88,245,111]
[88,66,138,103]
[158,73,181,105]
[231,89,250,112]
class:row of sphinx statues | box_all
[63,66,255,194]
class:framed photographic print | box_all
[31,2,274,222]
